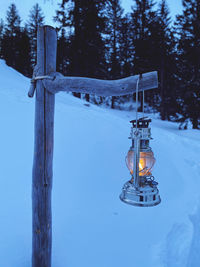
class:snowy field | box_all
[0,59,200,267]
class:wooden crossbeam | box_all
[41,71,158,96]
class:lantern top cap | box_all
[130,117,151,128]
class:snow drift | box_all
[0,59,200,267]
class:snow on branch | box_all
[41,71,158,97]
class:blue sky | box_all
[0,0,183,27]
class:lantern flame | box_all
[139,162,143,171]
[126,150,155,176]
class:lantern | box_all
[120,117,161,207]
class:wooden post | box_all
[32,26,57,267]
[29,25,158,267]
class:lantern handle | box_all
[135,74,142,133]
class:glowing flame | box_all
[126,150,155,176]
[139,162,143,171]
[129,160,145,174]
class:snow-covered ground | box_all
[0,59,200,267]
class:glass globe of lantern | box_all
[125,149,155,176]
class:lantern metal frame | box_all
[120,116,161,207]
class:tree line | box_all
[0,0,200,129]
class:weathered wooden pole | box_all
[32,26,57,267]
[29,25,158,267]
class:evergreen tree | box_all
[56,29,70,75]
[54,0,72,32]
[5,3,21,35]
[105,0,124,108]
[105,0,123,79]
[130,0,177,117]
[2,4,31,76]
[2,4,21,69]
[27,3,45,67]
[175,0,200,129]
[130,0,158,110]
[16,26,32,76]
[156,0,171,119]
[58,0,106,101]
[115,14,135,108]
[54,1,72,76]
[151,0,177,120]
[119,14,134,78]
[0,19,4,58]
[54,0,80,97]
[131,0,157,74]
[70,0,106,78]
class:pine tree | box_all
[156,0,171,119]
[2,4,21,69]
[56,29,70,75]
[71,0,106,79]
[105,0,123,79]
[175,0,200,129]
[54,0,72,32]
[27,3,45,67]
[129,0,177,117]
[119,14,134,78]
[152,0,177,120]
[2,4,31,76]
[16,26,32,76]
[130,0,158,110]
[54,1,72,76]
[105,0,124,108]
[131,0,157,74]
[0,19,4,58]
[5,3,21,35]
[54,0,80,97]
[58,0,106,101]
[114,14,136,108]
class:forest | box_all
[0,0,200,129]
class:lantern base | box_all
[120,181,161,207]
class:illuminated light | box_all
[125,150,155,176]
[139,162,143,171]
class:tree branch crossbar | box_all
[29,70,158,98]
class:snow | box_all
[0,59,200,267]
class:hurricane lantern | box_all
[120,117,161,207]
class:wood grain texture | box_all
[32,26,57,267]
[42,71,158,96]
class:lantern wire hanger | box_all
[135,76,145,131]
[120,76,161,207]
